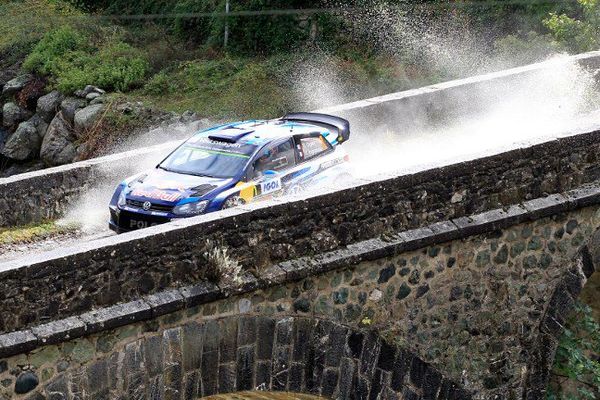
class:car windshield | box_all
[159,137,257,178]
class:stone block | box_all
[325,324,348,368]
[256,317,275,361]
[422,368,442,400]
[522,194,569,220]
[359,331,381,378]
[31,316,86,345]
[338,358,356,399]
[236,345,255,391]
[391,349,414,391]
[218,363,236,393]
[288,362,303,392]
[0,329,38,358]
[396,227,436,252]
[255,361,272,390]
[377,340,396,372]
[565,184,600,208]
[143,335,164,377]
[428,220,461,243]
[80,300,151,334]
[218,318,238,364]
[278,259,314,281]
[322,368,339,397]
[237,316,257,347]
[180,282,221,307]
[144,289,185,318]
[271,345,291,391]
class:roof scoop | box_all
[209,128,254,143]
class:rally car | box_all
[108,112,351,233]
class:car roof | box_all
[194,119,334,146]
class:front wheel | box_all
[221,195,245,209]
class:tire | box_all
[222,195,245,209]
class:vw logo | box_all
[142,201,152,211]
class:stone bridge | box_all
[1,53,600,400]
[1,126,600,399]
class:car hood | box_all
[125,168,233,204]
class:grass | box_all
[0,220,78,246]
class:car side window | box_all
[252,139,296,178]
[295,134,331,161]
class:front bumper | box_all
[109,206,172,233]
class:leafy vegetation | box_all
[544,0,600,53]
[23,26,150,93]
[0,220,77,245]
[548,301,600,400]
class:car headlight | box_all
[117,189,127,207]
[173,200,209,216]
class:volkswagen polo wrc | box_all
[108,112,351,233]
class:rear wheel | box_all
[222,195,245,209]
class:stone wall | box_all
[0,315,470,400]
[0,192,598,399]
[2,50,599,229]
[1,125,600,333]
[0,140,179,227]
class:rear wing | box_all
[282,112,350,145]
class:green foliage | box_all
[0,0,82,68]
[23,27,150,93]
[548,301,600,400]
[142,56,290,118]
[543,0,600,53]
[494,31,559,65]
[22,26,90,74]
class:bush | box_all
[22,26,90,74]
[0,0,82,68]
[548,301,600,400]
[23,27,150,93]
[494,32,559,66]
[543,0,600,53]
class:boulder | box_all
[60,97,87,124]
[40,112,77,166]
[1,74,33,96]
[85,91,101,101]
[0,64,20,92]
[89,96,106,105]
[74,103,105,132]
[2,102,33,128]
[16,77,46,110]
[74,85,105,98]
[14,371,39,394]
[37,90,64,123]
[2,120,41,161]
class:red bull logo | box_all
[130,189,182,202]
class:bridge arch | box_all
[38,315,468,400]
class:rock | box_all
[85,92,101,101]
[75,85,105,98]
[89,96,105,105]
[36,91,64,123]
[74,104,105,132]
[16,78,46,110]
[180,110,199,123]
[0,64,20,92]
[40,112,77,166]
[2,102,33,129]
[14,371,38,394]
[2,74,33,96]
[60,97,87,124]
[1,117,46,160]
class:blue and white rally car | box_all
[108,113,351,233]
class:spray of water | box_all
[57,3,600,240]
